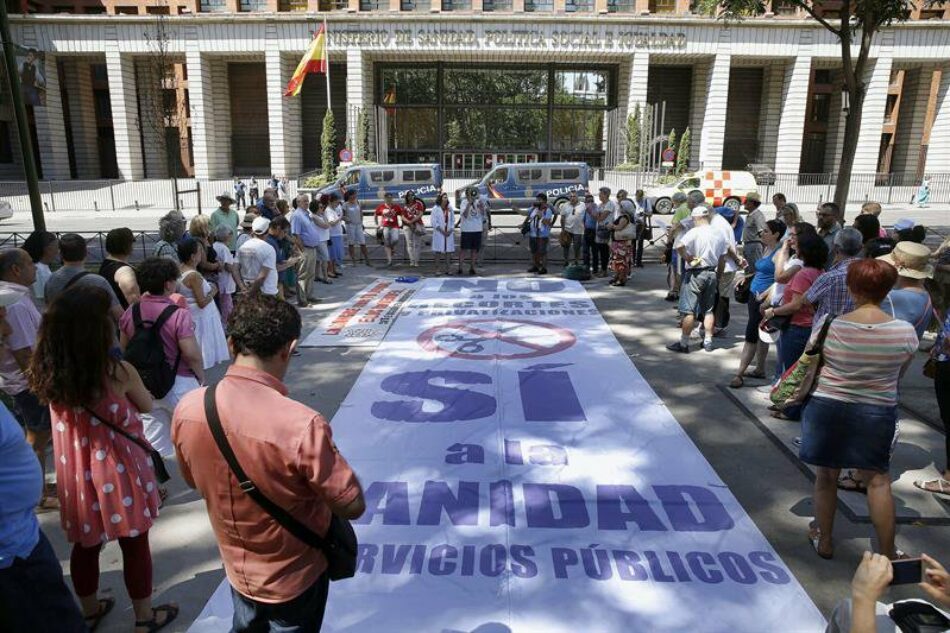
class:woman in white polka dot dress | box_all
[29,285,178,633]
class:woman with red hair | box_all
[799,259,918,561]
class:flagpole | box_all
[323,17,331,112]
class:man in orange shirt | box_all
[172,296,365,632]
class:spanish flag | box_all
[284,24,328,98]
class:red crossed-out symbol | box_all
[416,319,576,361]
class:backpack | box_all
[123,304,181,399]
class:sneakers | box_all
[527,266,539,273]
[702,340,714,352]
[666,341,690,353]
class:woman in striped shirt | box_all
[800,259,918,561]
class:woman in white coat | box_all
[430,192,456,275]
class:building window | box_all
[318,0,348,8]
[199,0,228,11]
[772,0,797,14]
[565,0,594,10]
[93,89,112,122]
[607,0,634,11]
[813,69,832,85]
[884,94,898,123]
[649,0,675,12]
[239,0,268,11]
[146,4,170,13]
[84,5,106,12]
[0,121,12,163]
[442,0,470,9]
[443,68,547,104]
[555,70,609,106]
[279,0,308,8]
[359,0,386,9]
[401,0,431,8]
[810,93,830,123]
[162,88,178,113]
[524,0,552,11]
[114,6,139,13]
[483,0,511,8]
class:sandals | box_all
[913,478,950,497]
[84,597,115,632]
[771,410,793,420]
[135,604,179,633]
[808,528,833,560]
[837,471,867,494]
[744,369,766,379]
[728,376,744,389]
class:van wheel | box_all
[552,197,569,214]
[724,197,741,212]
[654,197,672,215]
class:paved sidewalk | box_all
[37,258,949,632]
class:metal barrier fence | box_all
[0,172,944,214]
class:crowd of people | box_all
[0,175,948,633]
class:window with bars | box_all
[239,0,267,11]
[524,0,552,10]
[279,0,308,10]
[649,0,674,12]
[318,0,349,8]
[359,0,386,9]
[565,0,594,11]
[198,0,227,10]
[607,0,634,11]
[442,0,470,9]
[482,0,511,8]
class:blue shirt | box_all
[0,402,41,569]
[583,203,597,230]
[264,235,287,265]
[750,246,779,295]
[529,206,554,238]
[290,208,321,247]
[886,288,933,339]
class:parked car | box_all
[747,163,776,186]
[456,162,590,214]
[305,164,443,209]
[0,202,12,222]
[645,170,759,214]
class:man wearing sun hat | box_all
[211,191,240,251]
[879,241,936,339]
[741,192,767,264]
[237,216,278,297]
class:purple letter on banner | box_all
[519,364,586,422]
[372,370,496,422]
[523,483,590,528]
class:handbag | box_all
[558,231,572,248]
[84,406,171,484]
[923,357,938,380]
[614,217,637,241]
[770,317,835,408]
[520,217,531,236]
[203,385,358,581]
[375,226,384,244]
[734,276,751,304]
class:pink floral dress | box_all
[51,391,161,547]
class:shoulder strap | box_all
[813,316,836,354]
[83,405,153,455]
[203,385,329,551]
[132,303,144,329]
[64,271,90,290]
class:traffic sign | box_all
[339,148,353,162]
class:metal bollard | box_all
[135,200,140,211]
[94,201,99,213]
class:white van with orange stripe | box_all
[646,170,758,215]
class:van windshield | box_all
[678,177,701,190]
[482,168,508,186]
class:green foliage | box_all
[302,174,329,189]
[612,162,641,173]
[321,110,336,183]
[667,128,677,153]
[356,108,370,162]
[656,174,679,185]
[626,105,641,166]
[641,107,654,167]
[677,128,691,176]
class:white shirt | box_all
[238,237,278,296]
[771,256,803,306]
[459,199,484,233]
[677,213,738,272]
[32,262,51,300]
[679,224,730,270]
[563,202,586,235]
[327,204,344,237]
[311,211,331,242]
[212,242,236,294]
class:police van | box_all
[645,170,758,215]
[456,162,590,213]
[309,164,443,209]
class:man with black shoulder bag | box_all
[172,296,365,633]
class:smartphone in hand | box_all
[890,558,922,585]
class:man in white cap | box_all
[237,216,278,297]
[211,191,239,251]
[667,207,745,353]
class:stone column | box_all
[187,52,232,179]
[772,55,812,173]
[698,52,730,170]
[756,62,783,170]
[105,48,145,180]
[32,54,71,179]
[925,66,950,173]
[61,59,101,179]
[345,49,365,161]
[134,58,169,178]
[265,49,302,178]
[851,56,893,173]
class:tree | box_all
[677,128,691,175]
[667,128,677,155]
[321,110,336,183]
[714,0,924,211]
[356,107,371,162]
[626,104,641,165]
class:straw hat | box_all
[241,212,258,228]
[877,241,934,279]
[216,191,235,204]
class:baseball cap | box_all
[251,216,271,234]
[691,206,710,218]
[758,318,782,344]
[892,218,915,232]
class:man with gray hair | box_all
[805,226,864,328]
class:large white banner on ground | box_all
[190,278,826,633]
[299,278,417,348]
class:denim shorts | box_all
[799,396,898,472]
[678,269,718,317]
[529,237,549,254]
[12,390,50,432]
